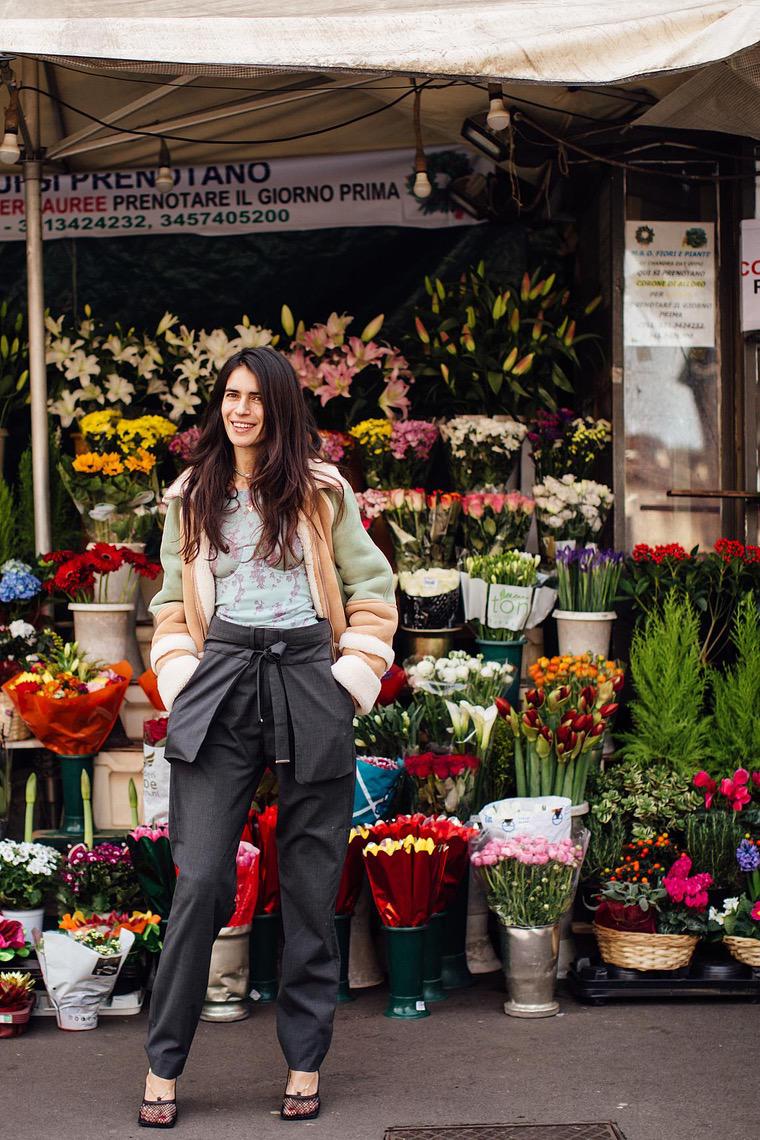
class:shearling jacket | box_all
[149,461,397,715]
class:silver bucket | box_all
[200,923,252,1022]
[499,922,560,1018]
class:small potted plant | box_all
[0,840,61,942]
[594,851,712,971]
[0,970,35,1037]
[714,838,760,967]
[553,547,623,658]
[471,831,584,1017]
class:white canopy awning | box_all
[2,1,760,85]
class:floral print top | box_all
[213,496,317,628]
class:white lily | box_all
[461,701,498,754]
[47,388,81,427]
[444,699,470,746]
[156,311,179,337]
[232,322,274,348]
[63,349,100,383]
[104,373,135,404]
[46,335,83,367]
[199,328,231,369]
[165,381,202,421]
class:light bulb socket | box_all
[486,98,511,133]
[156,167,174,192]
[413,170,432,199]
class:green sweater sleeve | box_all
[328,483,395,604]
[149,497,184,616]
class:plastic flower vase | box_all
[58,753,97,837]
[422,911,447,1004]
[553,610,616,659]
[441,872,475,990]
[474,637,525,707]
[383,924,429,1019]
[201,924,252,1022]
[334,913,355,1003]
[0,999,34,1038]
[248,912,280,1003]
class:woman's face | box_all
[221,365,265,453]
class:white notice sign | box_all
[624,221,715,347]
[741,219,760,333]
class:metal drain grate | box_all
[384,1125,627,1140]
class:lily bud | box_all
[360,313,384,341]
[520,272,531,301]
[415,316,430,344]
[281,304,295,337]
[512,352,535,376]
[502,346,518,372]
[599,702,619,720]
[510,308,520,334]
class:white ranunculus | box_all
[413,658,435,679]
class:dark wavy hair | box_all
[180,346,323,565]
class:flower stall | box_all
[1,243,760,1038]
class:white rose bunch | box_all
[532,474,613,542]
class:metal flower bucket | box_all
[499,922,560,1018]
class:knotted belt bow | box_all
[249,641,295,764]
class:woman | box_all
[139,346,396,1128]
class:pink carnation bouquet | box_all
[470,833,584,927]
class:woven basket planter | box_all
[0,690,31,742]
[724,935,760,967]
[593,923,698,971]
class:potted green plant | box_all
[0,299,29,474]
[0,840,61,942]
[553,548,623,658]
[0,970,35,1037]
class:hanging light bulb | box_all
[486,83,511,133]
[0,88,21,165]
[413,158,432,200]
[411,84,432,200]
[155,138,174,193]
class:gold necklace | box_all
[232,470,255,512]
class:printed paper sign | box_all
[741,219,760,333]
[486,584,533,631]
[624,221,715,347]
[0,147,478,241]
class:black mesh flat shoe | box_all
[280,1071,320,1121]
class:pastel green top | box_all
[213,494,317,628]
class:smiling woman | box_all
[141,343,397,1124]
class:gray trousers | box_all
[145,618,356,1080]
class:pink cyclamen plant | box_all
[662,854,712,910]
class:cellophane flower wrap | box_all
[440,416,527,491]
[335,827,372,916]
[404,752,480,818]
[35,927,135,1031]
[349,418,438,487]
[405,650,510,748]
[463,550,541,638]
[470,832,584,927]
[142,715,170,825]
[0,620,59,687]
[363,814,476,915]
[364,488,461,572]
[460,492,535,556]
[363,835,448,927]
[228,842,260,927]
[125,824,176,920]
[252,805,280,914]
[2,645,131,755]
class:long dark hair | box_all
[180,347,322,564]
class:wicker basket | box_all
[0,690,31,742]
[593,923,698,971]
[724,935,760,967]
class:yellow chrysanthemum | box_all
[80,409,119,439]
[72,452,104,474]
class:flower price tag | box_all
[486,584,533,632]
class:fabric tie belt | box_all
[248,640,295,763]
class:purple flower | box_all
[736,839,760,872]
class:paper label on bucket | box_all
[486,584,533,631]
[415,1000,426,1011]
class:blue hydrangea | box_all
[736,838,760,873]
[0,568,42,603]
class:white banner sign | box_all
[0,147,477,242]
[741,219,760,333]
[624,220,715,348]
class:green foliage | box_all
[684,810,744,891]
[592,757,700,839]
[709,594,760,771]
[584,813,627,879]
[619,592,710,774]
[0,299,29,429]
[404,262,600,418]
[475,715,514,808]
[17,438,81,561]
[0,477,15,565]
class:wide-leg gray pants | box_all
[145,618,356,1080]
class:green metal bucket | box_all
[383,924,430,1019]
[475,637,525,707]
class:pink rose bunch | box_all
[129,824,169,843]
[389,419,438,461]
[662,854,712,910]
[471,834,582,869]
[461,492,535,519]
